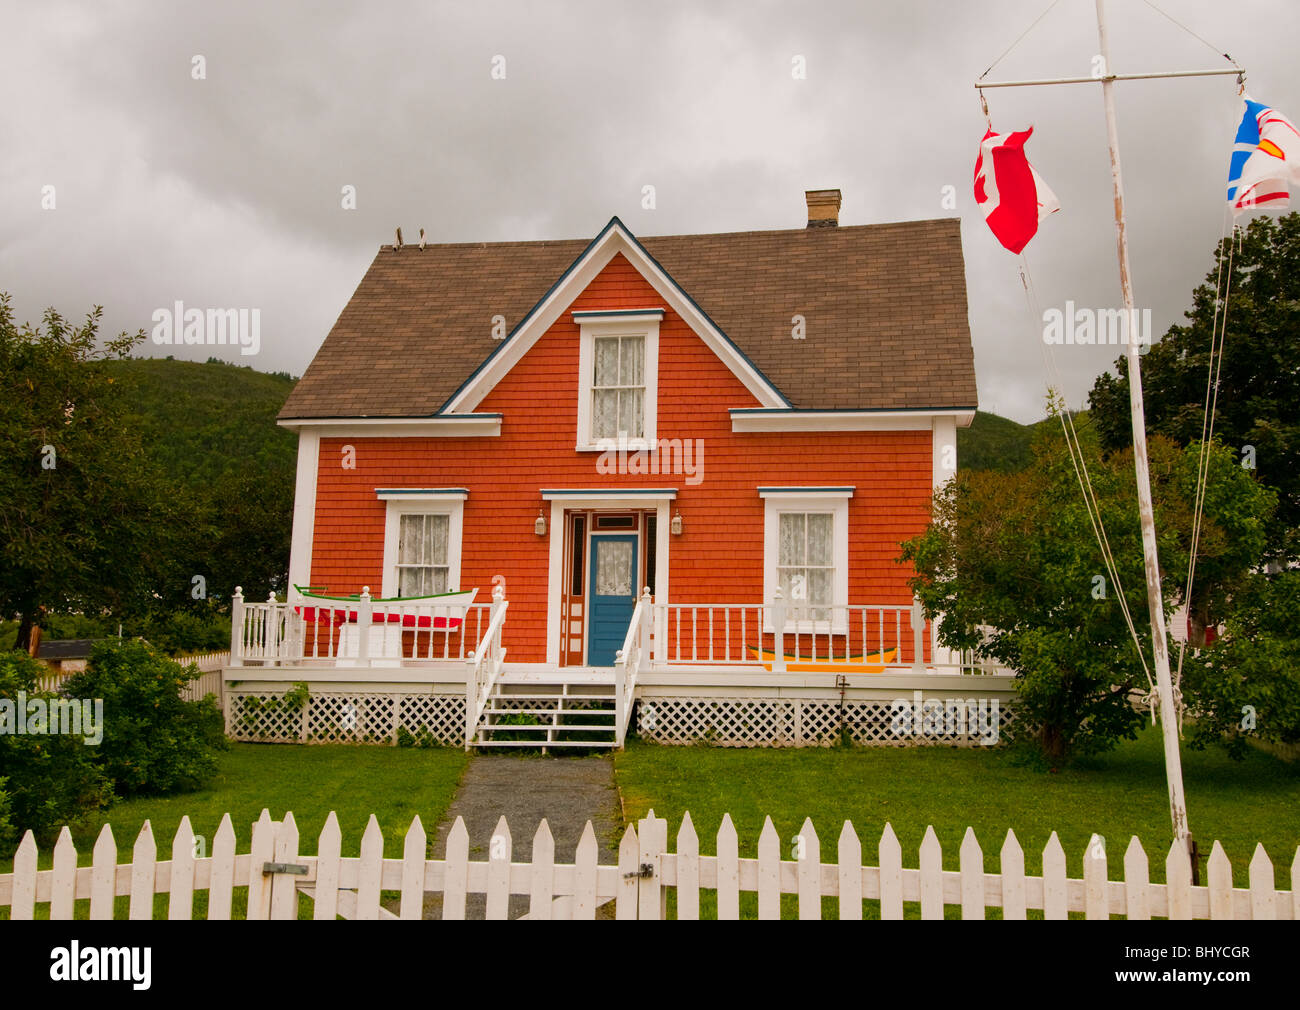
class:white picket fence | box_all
[33,651,226,707]
[2,809,1295,920]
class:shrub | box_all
[0,777,15,852]
[62,639,226,797]
[0,650,112,849]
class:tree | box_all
[1182,570,1300,758]
[900,423,1273,764]
[0,295,183,650]
[1089,213,1300,578]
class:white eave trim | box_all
[731,408,976,432]
[277,414,502,438]
[441,219,788,414]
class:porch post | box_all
[357,587,372,665]
[911,595,925,675]
[771,588,787,674]
[229,586,244,667]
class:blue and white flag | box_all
[1228,96,1300,217]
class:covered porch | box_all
[224,586,1015,750]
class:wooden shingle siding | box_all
[310,256,932,663]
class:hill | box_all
[104,357,297,486]
[957,410,1080,474]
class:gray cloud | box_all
[1,0,1294,421]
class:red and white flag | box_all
[973,126,1060,254]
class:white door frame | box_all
[542,490,675,667]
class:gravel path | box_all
[419,753,623,919]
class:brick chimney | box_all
[805,189,841,228]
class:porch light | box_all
[670,511,682,535]
[535,509,547,536]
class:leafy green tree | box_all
[1182,570,1300,758]
[1089,213,1300,573]
[0,295,184,650]
[901,424,1273,764]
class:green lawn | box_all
[614,727,1300,891]
[2,742,470,919]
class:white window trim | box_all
[575,313,659,452]
[377,491,467,598]
[759,488,852,635]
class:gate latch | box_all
[262,861,309,876]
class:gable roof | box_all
[279,216,977,420]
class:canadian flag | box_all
[973,126,1060,254]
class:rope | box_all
[1139,0,1240,68]
[1176,218,1238,692]
[978,0,1064,81]
[1018,255,1156,705]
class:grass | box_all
[2,742,470,919]
[614,726,1300,917]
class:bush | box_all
[62,639,227,797]
[0,777,15,852]
[0,650,112,849]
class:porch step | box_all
[470,680,620,751]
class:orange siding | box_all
[309,254,934,662]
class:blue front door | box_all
[587,534,638,667]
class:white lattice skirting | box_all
[226,691,465,745]
[633,697,1021,748]
[225,689,1018,748]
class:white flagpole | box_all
[973,0,1237,874]
[1093,0,1194,871]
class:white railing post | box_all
[614,649,627,747]
[771,588,787,674]
[266,592,280,660]
[911,595,925,674]
[638,587,652,674]
[490,584,505,661]
[229,586,244,667]
[465,650,477,749]
[357,587,373,665]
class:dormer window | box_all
[574,309,661,451]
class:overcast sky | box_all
[2,0,1296,423]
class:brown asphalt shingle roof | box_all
[279,217,977,419]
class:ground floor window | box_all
[377,490,466,597]
[759,487,852,633]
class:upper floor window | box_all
[574,310,661,451]
[592,335,645,440]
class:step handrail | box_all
[465,586,509,747]
[614,588,652,746]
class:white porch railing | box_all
[614,588,653,746]
[229,587,490,669]
[646,590,1011,675]
[465,586,509,747]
